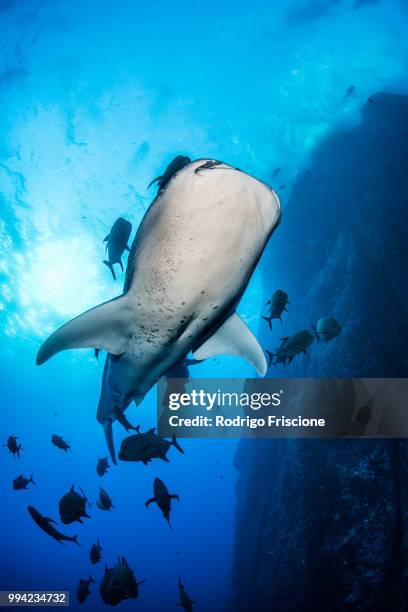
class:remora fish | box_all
[27,505,80,546]
[36,159,281,463]
[177,577,196,611]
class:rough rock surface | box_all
[231,93,408,611]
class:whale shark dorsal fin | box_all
[36,295,133,365]
[193,313,267,376]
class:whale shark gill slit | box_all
[36,295,133,365]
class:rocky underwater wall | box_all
[231,93,408,612]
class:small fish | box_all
[113,406,138,432]
[161,358,202,407]
[100,557,145,605]
[90,540,102,565]
[4,436,22,458]
[342,405,373,436]
[76,575,94,604]
[145,477,179,530]
[51,434,71,452]
[262,289,289,330]
[355,405,372,424]
[103,217,132,281]
[27,505,80,546]
[59,486,91,524]
[96,457,110,477]
[194,159,223,174]
[148,155,191,191]
[96,487,114,511]
[13,474,36,490]
[344,85,355,99]
[272,167,281,177]
[266,330,315,367]
[119,429,184,464]
[177,577,196,611]
[311,317,342,342]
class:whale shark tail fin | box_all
[36,296,133,365]
[193,312,267,376]
[103,260,116,280]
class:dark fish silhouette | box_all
[51,434,71,452]
[76,576,94,604]
[90,540,102,565]
[272,167,282,177]
[13,474,35,490]
[100,557,145,606]
[59,485,90,524]
[342,405,373,436]
[119,428,183,464]
[103,217,132,281]
[96,487,114,511]
[96,457,110,477]
[311,317,342,341]
[262,289,289,330]
[177,577,196,611]
[266,330,315,366]
[4,436,22,457]
[344,85,355,99]
[148,155,191,192]
[113,406,138,432]
[161,358,202,407]
[145,477,179,529]
[355,405,372,424]
[27,505,80,546]
[194,159,223,174]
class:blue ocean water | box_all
[1,1,408,610]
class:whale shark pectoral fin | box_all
[36,296,132,365]
[193,313,267,376]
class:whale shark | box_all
[36,159,280,463]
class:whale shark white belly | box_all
[36,159,280,462]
